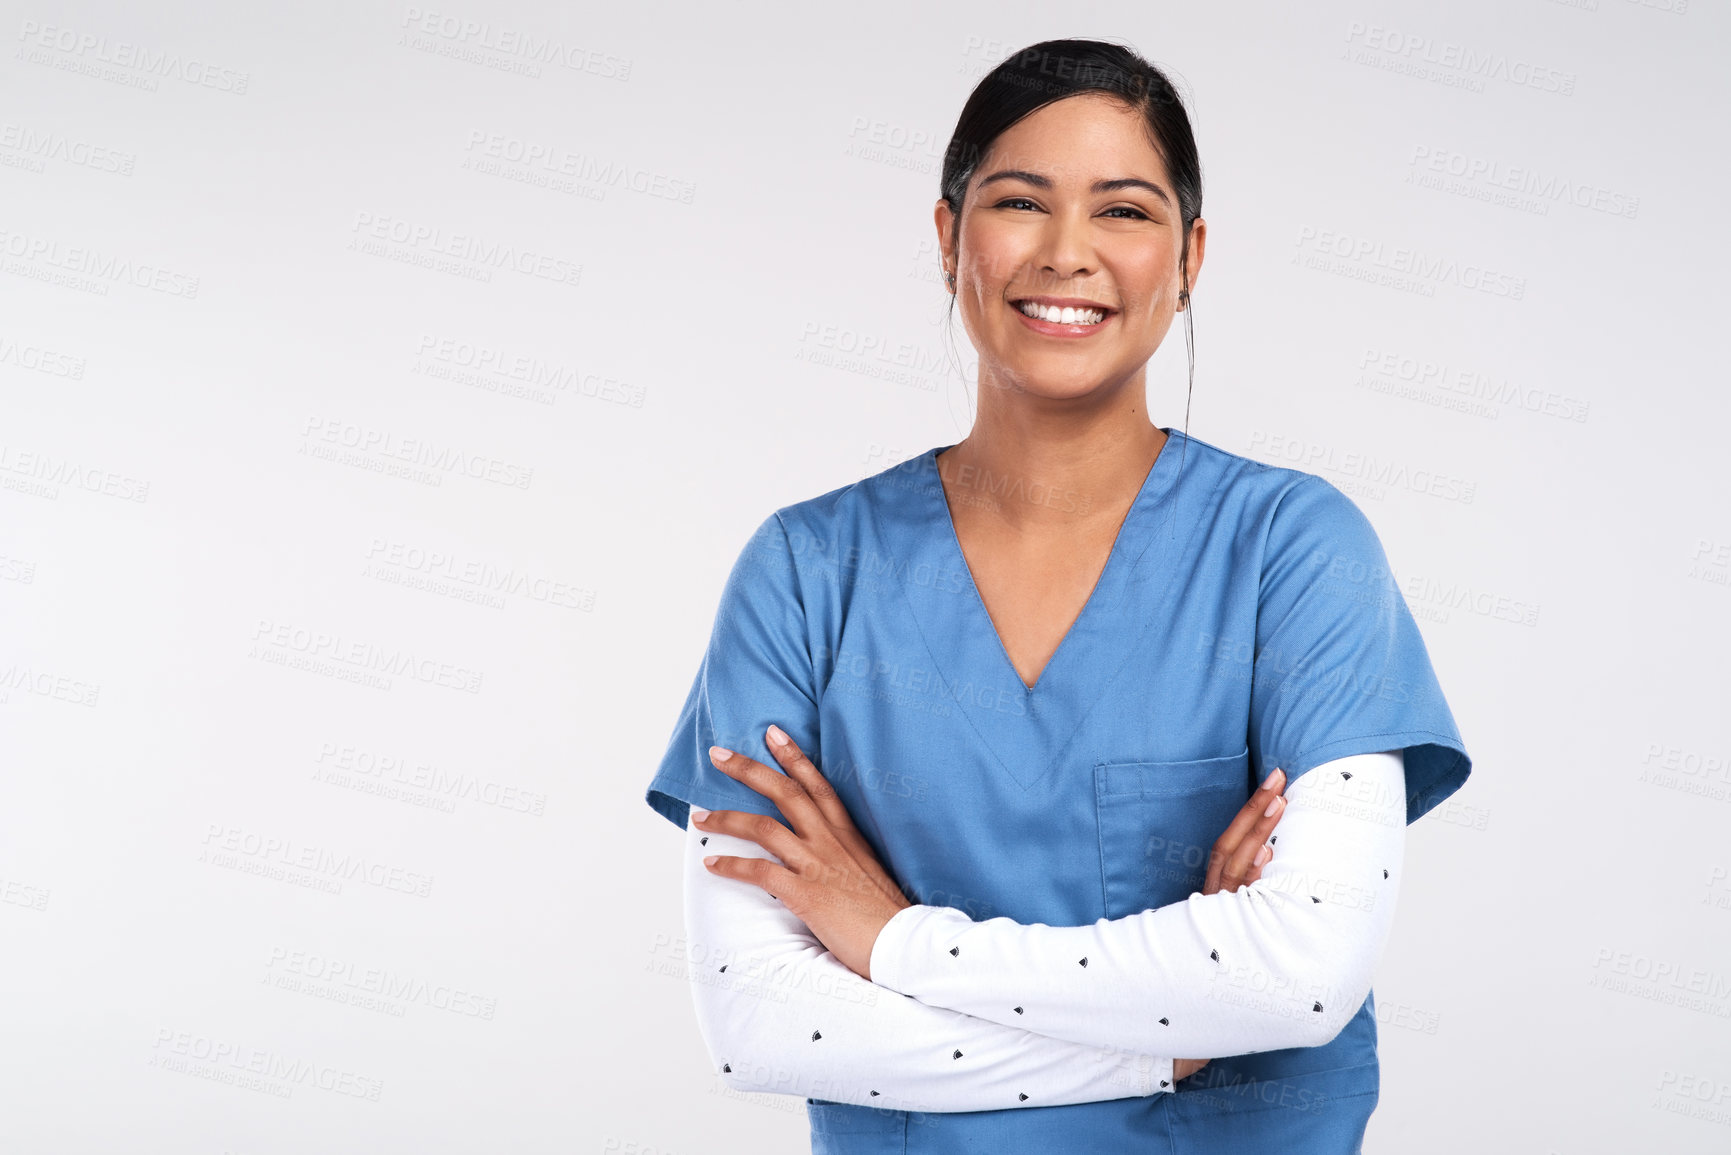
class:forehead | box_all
[975,92,1169,189]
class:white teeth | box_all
[1016,300,1106,325]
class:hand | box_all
[1203,767,1287,896]
[1175,767,1291,1081]
[693,726,911,981]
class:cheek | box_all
[1121,247,1175,293]
[961,221,1029,286]
[1129,259,1183,317]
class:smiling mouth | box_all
[1013,300,1113,326]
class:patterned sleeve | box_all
[868,751,1407,1058]
[682,805,1184,1111]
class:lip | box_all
[1012,296,1118,312]
[1009,296,1117,338]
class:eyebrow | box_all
[976,169,1172,207]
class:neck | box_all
[937,408,1170,534]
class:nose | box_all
[1033,205,1096,287]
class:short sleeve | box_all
[644,511,818,832]
[1249,475,1472,824]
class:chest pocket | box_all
[1095,748,1252,919]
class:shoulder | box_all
[726,450,935,590]
[1169,430,1360,529]
[1169,432,1387,580]
[760,450,935,546]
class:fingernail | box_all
[766,724,788,748]
[691,807,711,822]
[1254,845,1271,867]
[1272,768,1285,784]
[1264,794,1283,818]
[709,746,732,764]
[703,855,718,867]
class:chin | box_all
[995,363,1119,398]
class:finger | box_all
[690,805,805,870]
[700,852,802,907]
[1213,768,1286,875]
[1216,789,1287,893]
[1242,841,1271,887]
[1217,795,1285,893]
[1244,844,1270,886]
[707,745,821,835]
[1204,768,1287,893]
[761,726,910,907]
[762,726,852,829]
[1205,768,1287,892]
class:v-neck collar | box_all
[881,428,1205,791]
[927,430,1183,695]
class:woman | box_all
[644,39,1471,1154]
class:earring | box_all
[944,269,956,290]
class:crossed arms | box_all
[679,749,1406,1114]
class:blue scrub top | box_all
[645,429,1472,1154]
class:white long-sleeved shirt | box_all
[681,749,1405,1113]
[682,805,1174,1113]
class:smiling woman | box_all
[645,38,1470,1155]
[936,56,1203,477]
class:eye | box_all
[993,197,1041,211]
[1102,206,1151,220]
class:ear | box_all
[933,198,957,282]
[1180,216,1207,308]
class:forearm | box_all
[868,750,1407,1058]
[682,807,1182,1112]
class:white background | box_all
[2,1,1728,1152]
